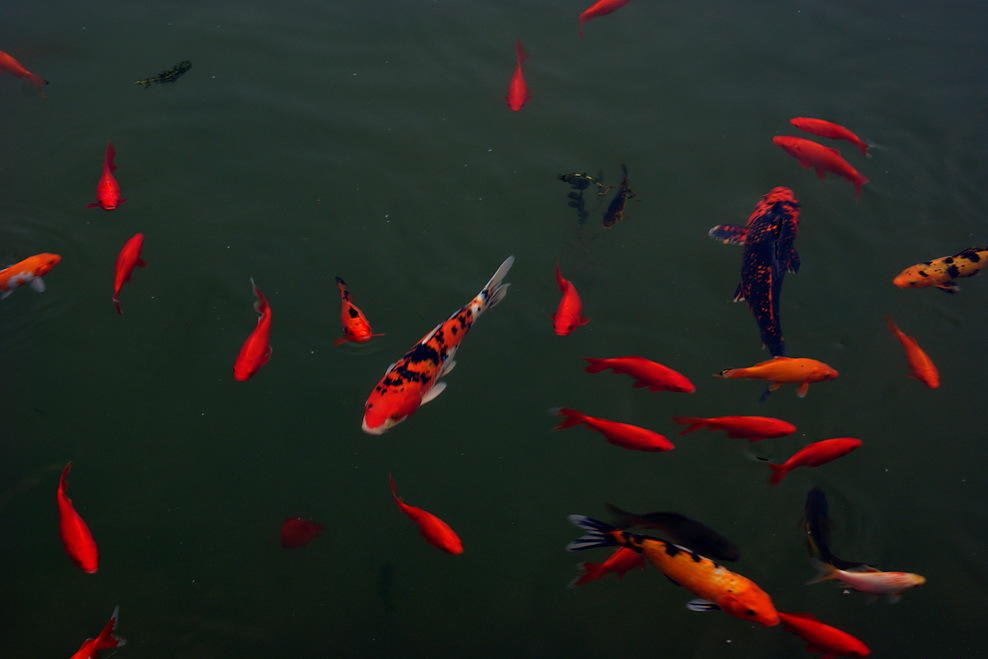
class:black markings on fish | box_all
[947,265,960,278]
[135,60,192,88]
[602,164,635,228]
[802,487,866,570]
[606,502,740,562]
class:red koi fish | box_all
[553,263,589,336]
[768,438,862,485]
[333,276,383,346]
[388,474,463,555]
[361,256,514,435]
[0,50,47,87]
[111,233,146,315]
[778,611,870,658]
[233,278,272,381]
[789,117,869,156]
[579,0,632,37]
[280,517,325,548]
[886,317,939,389]
[772,136,868,196]
[584,356,694,393]
[569,546,644,587]
[87,142,125,210]
[57,462,99,573]
[70,606,126,659]
[553,408,674,452]
[0,252,61,299]
[506,40,528,112]
[672,416,796,441]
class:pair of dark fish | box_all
[606,503,739,562]
[802,487,865,570]
[558,165,635,227]
[135,60,192,88]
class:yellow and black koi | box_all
[135,60,192,88]
[602,164,635,227]
[893,247,988,293]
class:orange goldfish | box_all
[233,279,272,381]
[553,263,589,335]
[568,547,644,587]
[773,136,868,196]
[789,117,869,156]
[87,142,125,210]
[57,463,99,574]
[389,474,462,555]
[579,0,632,37]
[672,416,796,441]
[767,438,862,485]
[886,318,939,388]
[717,356,838,398]
[553,408,674,452]
[584,356,694,393]
[505,40,528,112]
[0,50,46,88]
[70,606,125,659]
[333,276,383,346]
[778,611,870,657]
[112,233,146,315]
[0,252,61,299]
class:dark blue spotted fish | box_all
[602,164,635,228]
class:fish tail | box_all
[854,175,868,197]
[806,558,839,585]
[582,357,608,374]
[113,296,122,316]
[250,278,268,315]
[567,561,603,588]
[480,255,514,309]
[105,142,117,172]
[768,463,788,485]
[672,416,705,435]
[566,515,619,552]
[885,315,901,337]
[551,407,585,430]
[554,262,567,291]
[514,40,526,64]
[96,606,126,650]
[715,368,742,379]
[59,461,72,491]
[387,473,402,506]
[858,141,870,157]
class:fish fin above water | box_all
[708,224,747,245]
[421,381,446,405]
[29,277,45,293]
[686,599,720,612]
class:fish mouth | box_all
[361,416,387,435]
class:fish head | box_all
[361,383,424,435]
[817,364,840,380]
[719,591,779,627]
[772,136,802,157]
[896,572,927,589]
[892,264,933,289]
[34,253,61,276]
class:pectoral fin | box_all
[686,599,720,613]
[29,277,45,293]
[707,224,747,245]
[796,381,810,398]
[438,360,457,377]
[421,381,447,405]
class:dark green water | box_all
[2,1,987,656]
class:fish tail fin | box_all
[95,605,125,650]
[387,473,402,505]
[481,255,514,309]
[332,337,348,347]
[858,142,870,157]
[707,224,748,245]
[568,561,603,588]
[715,368,740,379]
[582,357,608,374]
[855,176,868,197]
[551,407,584,430]
[672,416,705,435]
[250,278,269,315]
[885,315,900,336]
[105,142,117,171]
[768,463,788,485]
[514,40,527,64]
[554,262,567,291]
[113,296,122,315]
[335,276,349,296]
[59,461,72,491]
[806,559,839,585]
[566,515,618,551]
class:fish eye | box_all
[744,608,756,617]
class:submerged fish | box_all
[602,164,634,227]
[778,611,871,658]
[584,356,694,393]
[112,233,147,315]
[672,416,795,441]
[135,60,192,87]
[333,276,384,346]
[886,317,939,388]
[568,546,644,587]
[0,50,47,88]
[892,247,988,294]
[772,136,868,196]
[87,142,125,211]
[57,463,99,573]
[809,560,926,603]
[389,474,463,555]
[605,503,739,562]
[70,605,125,659]
[768,438,862,485]
[553,263,590,336]
[552,408,674,452]
[0,252,61,299]
[717,356,838,399]
[280,517,324,549]
[789,117,869,156]
[505,41,528,111]
[802,487,865,571]
[578,0,632,38]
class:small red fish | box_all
[506,40,528,111]
[789,117,869,156]
[70,605,126,659]
[584,356,694,393]
[768,438,862,485]
[553,408,674,452]
[388,474,463,555]
[579,0,632,37]
[772,136,868,196]
[778,611,870,658]
[553,263,589,335]
[569,546,644,587]
[672,416,796,441]
[333,276,383,346]
[112,233,146,315]
[233,278,272,381]
[57,462,99,574]
[0,50,47,87]
[87,142,125,210]
[886,317,939,389]
[280,517,325,548]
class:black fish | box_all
[558,171,610,225]
[602,164,634,228]
[605,503,739,562]
[135,60,192,88]
[803,487,865,570]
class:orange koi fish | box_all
[0,252,60,299]
[767,438,862,485]
[886,318,939,388]
[505,40,528,112]
[552,408,674,452]
[70,606,126,659]
[809,560,925,603]
[772,136,868,196]
[778,611,871,658]
[578,0,632,37]
[672,416,795,441]
[0,50,47,87]
[333,276,383,346]
[568,516,779,627]
[112,233,146,315]
[553,263,589,336]
[717,356,839,398]
[361,256,514,435]
[569,546,644,587]
[789,117,869,156]
[389,474,462,555]
[584,356,694,393]
[892,247,988,293]
[57,462,99,573]
[87,142,125,210]
[233,279,272,381]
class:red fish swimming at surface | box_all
[505,40,528,111]
[388,474,463,555]
[584,356,694,393]
[569,546,645,587]
[772,136,868,196]
[0,50,47,87]
[552,408,674,452]
[57,462,99,573]
[778,611,871,658]
[789,117,869,156]
[361,256,514,435]
[87,142,125,210]
[70,606,126,659]
[579,0,632,37]
[886,317,939,388]
[233,278,272,381]
[0,252,61,299]
[553,263,589,336]
[767,438,862,485]
[280,517,325,548]
[672,416,796,441]
[111,233,146,315]
[333,276,383,346]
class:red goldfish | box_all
[553,263,589,335]
[768,438,862,484]
[569,546,644,587]
[87,142,125,210]
[552,408,674,452]
[280,517,324,548]
[111,233,146,315]
[57,462,99,573]
[789,117,869,156]
[333,276,383,346]
[506,40,528,111]
[672,416,796,441]
[579,0,632,37]
[0,252,61,299]
[0,50,46,87]
[584,356,694,393]
[388,474,463,555]
[886,318,939,389]
[233,279,272,381]
[778,611,870,658]
[70,606,125,659]
[717,356,839,398]
[772,136,868,196]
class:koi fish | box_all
[567,516,779,627]
[602,164,634,227]
[552,408,674,452]
[708,187,801,356]
[233,279,272,382]
[87,142,125,210]
[70,606,126,659]
[57,462,99,573]
[772,136,868,196]
[809,560,925,603]
[584,356,694,393]
[333,276,383,346]
[568,547,644,587]
[578,0,632,37]
[361,256,514,435]
[716,356,839,398]
[672,416,795,441]
[388,474,462,555]
[0,252,61,299]
[892,247,988,293]
[111,233,146,315]
[505,40,528,112]
[553,263,589,336]
[789,117,869,156]
[886,317,939,388]
[280,517,324,548]
[778,611,871,658]
[767,438,862,485]
[605,503,739,562]
[135,59,192,88]
[0,50,47,87]
[803,487,865,571]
